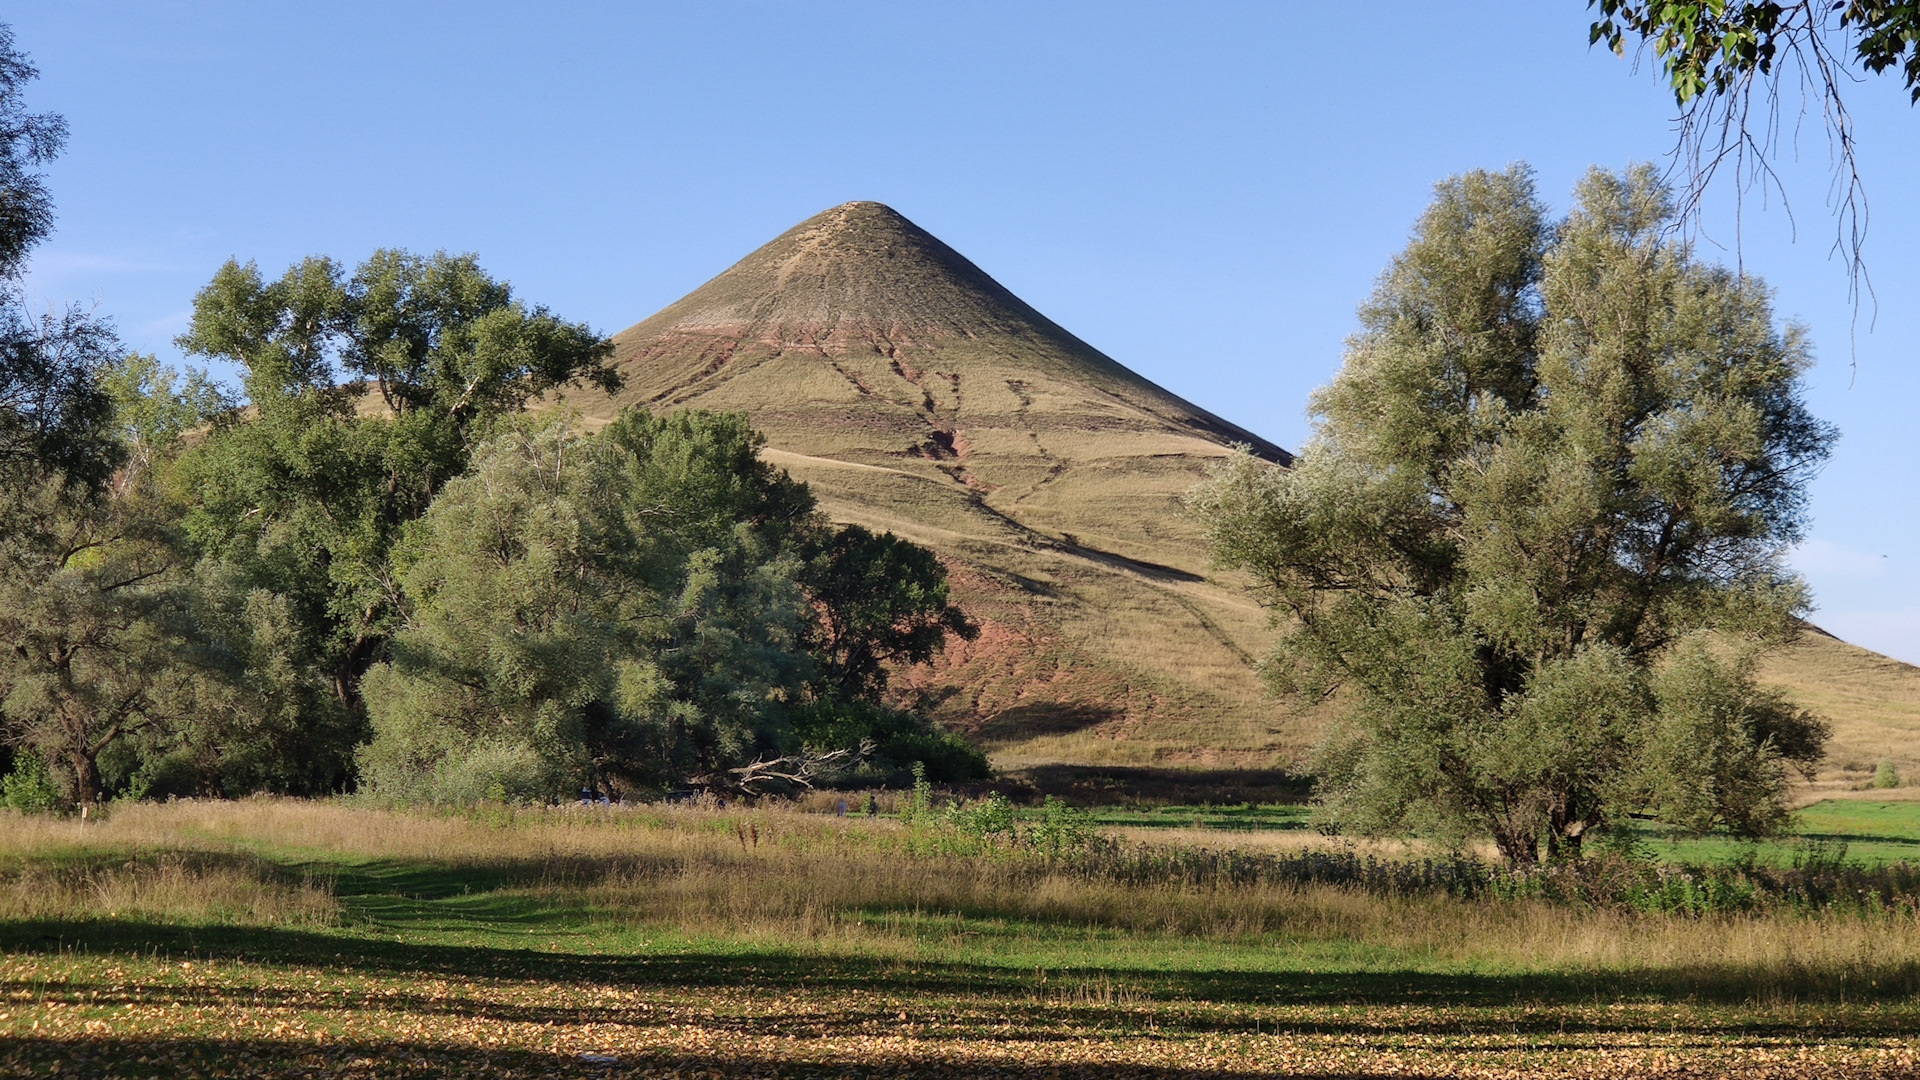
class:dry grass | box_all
[555,844,1920,998]
[6,799,1914,1002]
[0,850,338,927]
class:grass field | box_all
[1638,799,1920,868]
[1,800,1918,1078]
[1018,797,1920,869]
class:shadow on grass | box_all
[5,917,1919,1017]
[1796,832,1920,852]
[0,1036,1472,1080]
[973,703,1118,743]
[1011,765,1313,807]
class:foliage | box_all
[1632,638,1827,835]
[1587,2,1920,306]
[800,524,976,700]
[174,249,619,715]
[905,760,933,821]
[0,353,243,806]
[1192,165,1833,866]
[1591,1,1920,105]
[0,449,192,806]
[595,408,819,780]
[358,404,983,804]
[936,792,1096,855]
[0,24,120,492]
[355,412,721,803]
[0,23,61,281]
[1876,756,1902,788]
[789,697,989,784]
[0,750,59,814]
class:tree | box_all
[801,524,977,701]
[175,251,619,718]
[0,23,120,491]
[359,409,822,802]
[0,25,194,807]
[1589,2,1920,306]
[1192,164,1833,866]
[0,357,226,807]
[356,414,661,802]
[600,410,824,781]
[358,408,985,802]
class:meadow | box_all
[0,798,1916,1077]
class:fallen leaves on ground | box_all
[0,955,1914,1078]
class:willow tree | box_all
[1192,165,1833,866]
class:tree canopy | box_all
[174,251,620,713]
[1192,164,1833,865]
[358,409,982,804]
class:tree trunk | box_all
[70,751,101,810]
[333,635,380,712]
[1492,826,1539,869]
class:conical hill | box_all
[577,201,1920,784]
[579,202,1310,768]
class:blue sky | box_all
[11,1,1919,662]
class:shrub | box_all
[791,698,989,784]
[1875,757,1901,789]
[1,752,62,814]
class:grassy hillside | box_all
[1759,627,1920,791]
[574,200,1916,788]
[573,202,1312,770]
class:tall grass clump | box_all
[0,850,338,927]
[1877,757,1902,789]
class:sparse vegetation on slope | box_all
[581,201,1313,769]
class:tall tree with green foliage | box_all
[175,251,619,720]
[358,407,983,802]
[0,357,231,807]
[1192,164,1833,866]
[801,524,977,701]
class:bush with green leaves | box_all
[0,751,61,814]
[1876,757,1902,789]
[789,698,988,785]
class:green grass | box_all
[1628,799,1920,867]
[1,800,1918,1078]
[1045,797,1920,869]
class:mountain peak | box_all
[610,202,1290,463]
[629,200,1068,344]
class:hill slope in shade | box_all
[581,201,1916,782]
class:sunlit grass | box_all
[1,798,1918,1077]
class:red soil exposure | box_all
[892,595,1210,749]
